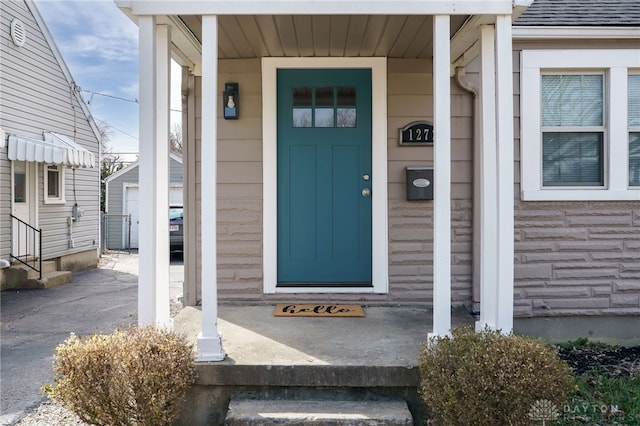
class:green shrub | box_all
[419,327,573,426]
[42,325,196,426]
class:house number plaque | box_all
[399,121,434,146]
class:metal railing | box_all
[10,214,42,279]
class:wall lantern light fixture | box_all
[223,82,239,119]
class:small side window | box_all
[44,164,65,204]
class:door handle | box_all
[361,188,371,197]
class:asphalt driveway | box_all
[0,253,182,425]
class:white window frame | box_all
[630,72,640,187]
[44,163,66,204]
[520,49,640,201]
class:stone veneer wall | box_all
[514,202,640,317]
[512,39,640,318]
[388,200,473,305]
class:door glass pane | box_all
[315,108,334,128]
[315,87,334,106]
[337,86,356,106]
[337,108,356,128]
[542,75,603,127]
[542,132,603,186]
[293,87,312,106]
[14,162,26,203]
[293,108,312,127]
[630,132,640,186]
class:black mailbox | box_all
[406,166,433,200]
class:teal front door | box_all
[277,69,372,286]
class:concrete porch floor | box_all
[173,304,475,425]
[175,304,475,367]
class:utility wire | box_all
[83,90,139,104]
[82,89,182,113]
[94,118,139,141]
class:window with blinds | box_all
[541,74,604,186]
[629,74,640,186]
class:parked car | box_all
[169,205,183,252]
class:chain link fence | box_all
[101,213,132,254]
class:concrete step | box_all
[29,270,72,289]
[25,260,57,278]
[3,265,71,290]
[225,398,413,426]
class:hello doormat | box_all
[274,304,365,317]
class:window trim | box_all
[520,49,640,201]
[44,163,66,204]
[630,72,640,187]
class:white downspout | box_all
[454,67,481,318]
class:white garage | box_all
[124,185,183,249]
[104,153,183,250]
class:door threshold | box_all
[277,282,373,288]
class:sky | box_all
[34,0,181,163]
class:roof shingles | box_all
[515,0,640,26]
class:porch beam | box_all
[197,14,225,361]
[138,18,171,327]
[119,1,517,16]
[494,15,514,332]
[476,24,499,332]
[431,14,451,337]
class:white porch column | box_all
[494,15,514,332]
[476,24,499,331]
[197,14,225,361]
[431,14,452,337]
[138,18,171,327]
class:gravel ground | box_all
[14,403,87,426]
[12,299,184,426]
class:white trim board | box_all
[513,26,640,40]
[120,0,517,16]
[261,57,389,294]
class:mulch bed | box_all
[557,344,640,377]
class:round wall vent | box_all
[10,19,26,47]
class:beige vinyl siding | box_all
[512,40,640,317]
[195,59,265,303]
[387,59,474,306]
[191,58,474,307]
[0,0,99,262]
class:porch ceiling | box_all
[173,14,469,63]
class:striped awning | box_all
[7,132,95,168]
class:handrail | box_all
[9,214,42,279]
